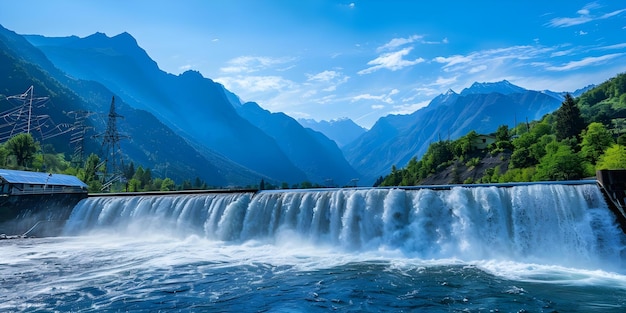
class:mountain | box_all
[0,24,262,185]
[24,30,362,185]
[25,31,313,184]
[343,82,563,183]
[459,80,527,96]
[237,102,360,185]
[540,84,596,102]
[298,118,366,147]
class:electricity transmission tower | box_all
[93,96,128,189]
[1,86,71,143]
[66,110,95,167]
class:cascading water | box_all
[4,183,626,312]
[64,184,625,269]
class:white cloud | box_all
[579,30,588,35]
[546,53,624,71]
[352,89,399,104]
[594,43,626,50]
[469,65,488,74]
[220,56,294,73]
[307,70,340,82]
[215,75,295,92]
[178,64,192,71]
[551,49,575,57]
[371,104,385,109]
[305,70,349,93]
[432,76,458,87]
[389,100,430,115]
[358,47,425,74]
[434,55,473,68]
[548,4,626,28]
[377,35,423,52]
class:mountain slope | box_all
[26,32,308,183]
[0,25,260,185]
[237,102,360,185]
[343,82,562,183]
[298,118,366,148]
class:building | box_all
[0,169,87,196]
[471,134,497,150]
[0,169,88,237]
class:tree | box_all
[83,153,100,183]
[554,93,585,141]
[495,125,511,142]
[533,141,589,181]
[5,133,39,168]
[160,178,176,191]
[453,131,478,158]
[124,162,135,180]
[580,122,614,163]
[596,144,626,170]
[0,144,8,167]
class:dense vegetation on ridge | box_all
[378,73,626,187]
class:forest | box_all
[378,73,626,187]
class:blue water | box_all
[2,184,626,312]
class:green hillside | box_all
[378,73,626,186]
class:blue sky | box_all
[1,1,625,128]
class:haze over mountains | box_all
[0,25,597,186]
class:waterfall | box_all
[64,185,626,267]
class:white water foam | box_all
[64,185,626,272]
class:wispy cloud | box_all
[547,3,626,27]
[351,89,399,104]
[434,55,473,68]
[220,56,294,73]
[430,76,458,87]
[358,47,425,74]
[594,43,626,51]
[389,100,430,115]
[546,53,624,71]
[377,35,423,52]
[469,65,488,74]
[306,70,349,84]
[215,75,295,92]
[305,70,350,93]
[433,45,553,75]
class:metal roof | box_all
[0,169,88,188]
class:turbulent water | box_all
[2,184,626,312]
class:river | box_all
[1,184,625,312]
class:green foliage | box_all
[554,94,585,141]
[580,122,614,163]
[160,178,176,191]
[498,167,535,183]
[495,125,511,142]
[533,141,589,181]
[453,131,478,158]
[379,73,626,186]
[509,124,555,169]
[5,133,39,168]
[465,157,481,168]
[596,144,626,170]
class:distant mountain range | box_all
[342,82,569,182]
[0,24,597,186]
[20,29,361,186]
[298,118,366,148]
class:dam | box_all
[3,178,626,312]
